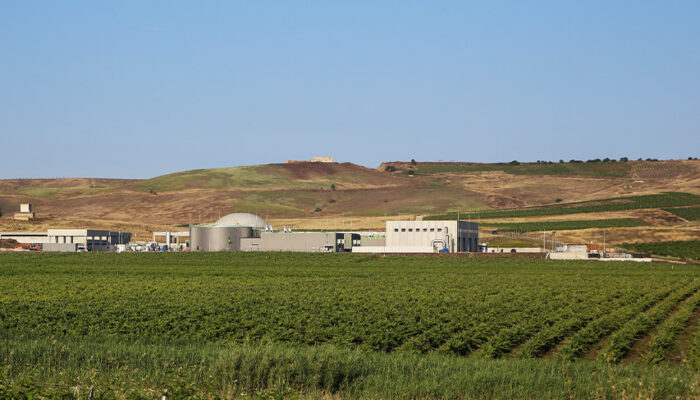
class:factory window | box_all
[430,228,435,232]
[408,228,413,232]
[423,228,428,232]
[401,228,406,232]
[394,228,399,232]
[437,228,442,232]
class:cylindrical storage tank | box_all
[190,226,255,251]
[190,226,210,251]
[208,227,253,251]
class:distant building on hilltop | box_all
[286,157,334,163]
[13,203,35,221]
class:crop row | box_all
[2,253,700,361]
[426,192,699,220]
[643,289,700,364]
[690,322,700,369]
[554,283,683,361]
[663,206,700,221]
[622,240,700,260]
[597,283,700,363]
[413,160,633,177]
[515,290,646,359]
[483,218,645,233]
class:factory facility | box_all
[188,212,479,253]
[354,220,479,253]
[0,229,131,252]
[190,213,272,251]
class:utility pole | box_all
[603,230,606,255]
[543,230,546,251]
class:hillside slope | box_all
[0,160,698,240]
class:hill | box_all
[0,159,698,243]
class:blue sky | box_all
[1,1,698,179]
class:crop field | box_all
[2,253,700,399]
[427,192,700,220]
[410,161,634,177]
[482,218,645,232]
[663,206,700,221]
[622,240,700,260]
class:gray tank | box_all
[190,226,257,251]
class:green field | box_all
[482,218,645,232]
[2,253,700,399]
[622,240,700,260]
[663,206,700,221]
[412,161,633,177]
[427,192,700,220]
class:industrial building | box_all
[0,229,131,252]
[352,220,479,253]
[189,213,478,254]
[190,213,271,251]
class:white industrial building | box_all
[0,229,131,252]
[352,220,479,254]
[188,213,478,254]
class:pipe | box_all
[431,239,446,253]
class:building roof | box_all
[213,213,271,230]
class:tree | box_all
[410,159,417,165]
[330,184,336,191]
[407,170,415,175]
[385,165,397,172]
[509,160,520,165]
[620,157,628,162]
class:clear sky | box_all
[1,1,698,179]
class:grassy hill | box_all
[0,159,698,242]
[137,162,403,192]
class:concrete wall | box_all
[487,247,543,253]
[42,243,78,252]
[240,237,263,251]
[258,232,337,252]
[361,237,386,246]
[352,246,435,253]
[549,252,589,260]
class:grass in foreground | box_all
[3,253,700,399]
[2,339,699,400]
